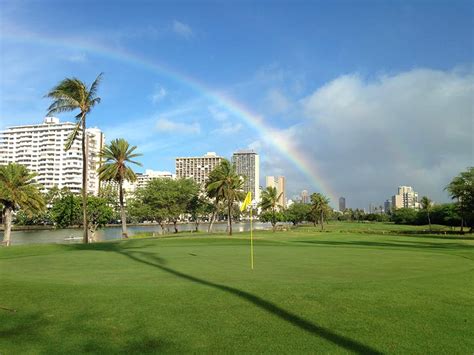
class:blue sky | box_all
[0,0,472,208]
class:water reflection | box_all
[0,222,271,246]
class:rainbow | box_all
[1,29,337,203]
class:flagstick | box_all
[250,204,254,270]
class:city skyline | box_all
[1,1,472,207]
[0,116,466,210]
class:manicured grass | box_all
[0,223,473,353]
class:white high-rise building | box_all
[392,186,420,210]
[175,152,223,186]
[122,169,174,195]
[265,176,286,208]
[0,117,104,195]
[232,149,260,203]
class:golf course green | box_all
[1,223,473,353]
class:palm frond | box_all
[87,73,104,102]
[64,121,82,151]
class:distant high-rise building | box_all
[232,149,260,203]
[265,176,286,208]
[0,117,104,195]
[384,199,391,214]
[339,197,346,211]
[301,190,309,204]
[392,186,420,210]
[369,203,377,214]
[175,152,223,186]
[121,169,174,195]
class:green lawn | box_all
[1,223,473,353]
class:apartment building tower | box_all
[175,152,223,186]
[301,190,309,204]
[265,176,286,208]
[232,149,260,203]
[0,117,104,195]
[391,186,420,210]
[339,197,346,211]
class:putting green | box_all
[1,227,473,353]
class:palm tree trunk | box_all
[3,208,12,247]
[208,210,216,232]
[208,198,218,233]
[320,211,324,231]
[272,207,276,232]
[173,220,178,233]
[81,115,89,244]
[119,180,127,238]
[427,211,431,232]
[228,203,232,236]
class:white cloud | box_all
[155,118,200,134]
[265,88,290,114]
[150,85,167,104]
[172,20,193,39]
[65,52,87,63]
[208,106,229,122]
[208,106,243,135]
[291,68,473,207]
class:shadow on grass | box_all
[72,241,382,354]
[293,239,474,251]
[0,310,174,353]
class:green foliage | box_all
[284,203,311,225]
[445,167,474,231]
[0,163,46,215]
[259,210,285,224]
[391,208,418,225]
[98,138,142,184]
[86,196,114,231]
[50,192,113,230]
[14,210,50,226]
[206,159,245,235]
[45,73,103,150]
[188,195,213,223]
[259,186,283,230]
[50,194,83,228]
[130,178,200,232]
[309,193,331,229]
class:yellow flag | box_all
[240,191,252,212]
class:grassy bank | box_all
[0,224,473,353]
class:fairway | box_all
[1,226,473,353]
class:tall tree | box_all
[0,164,45,246]
[206,165,226,232]
[45,73,103,244]
[445,167,474,233]
[285,202,312,226]
[98,138,142,238]
[310,193,331,231]
[259,186,283,231]
[420,196,433,231]
[188,195,213,232]
[207,160,245,236]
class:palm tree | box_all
[206,166,226,233]
[0,164,45,246]
[310,193,330,231]
[206,160,245,235]
[259,186,283,232]
[45,73,103,244]
[420,196,432,231]
[445,167,474,233]
[98,138,142,238]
